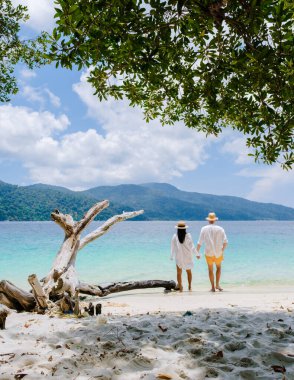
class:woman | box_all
[170,221,199,292]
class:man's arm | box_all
[222,241,228,254]
[196,228,204,259]
[222,230,228,254]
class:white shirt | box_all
[198,224,228,258]
[170,233,196,270]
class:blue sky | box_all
[0,0,293,207]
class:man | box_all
[196,212,228,292]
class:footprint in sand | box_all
[235,357,258,368]
[205,367,219,378]
[224,341,246,352]
[265,328,286,340]
[238,369,261,379]
[129,355,154,370]
[267,351,294,364]
[187,347,203,357]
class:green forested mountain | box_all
[0,180,293,221]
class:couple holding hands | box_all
[171,212,228,292]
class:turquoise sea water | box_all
[0,221,293,290]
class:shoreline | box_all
[91,286,294,316]
[1,287,294,379]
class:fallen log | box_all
[98,280,177,296]
[0,280,36,312]
[79,280,176,297]
[0,292,15,310]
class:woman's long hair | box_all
[177,229,186,244]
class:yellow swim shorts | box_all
[205,255,224,266]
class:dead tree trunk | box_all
[42,201,144,299]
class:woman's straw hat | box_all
[175,220,189,229]
[206,212,218,221]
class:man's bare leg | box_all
[216,264,223,291]
[208,264,215,291]
[176,265,183,292]
[186,269,192,291]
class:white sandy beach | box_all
[1,287,294,379]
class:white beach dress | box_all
[170,233,196,270]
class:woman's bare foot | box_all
[216,286,223,291]
[188,287,192,292]
[176,284,183,292]
[210,288,216,292]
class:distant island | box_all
[0,180,293,221]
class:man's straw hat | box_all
[175,220,189,229]
[206,212,218,221]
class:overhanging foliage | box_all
[0,0,48,102]
[50,0,293,168]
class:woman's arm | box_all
[187,234,201,259]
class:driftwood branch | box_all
[75,200,109,235]
[79,210,144,250]
[78,280,176,297]
[78,282,103,296]
[28,274,48,310]
[51,211,75,237]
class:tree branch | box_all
[51,210,75,237]
[74,200,109,235]
[79,209,144,250]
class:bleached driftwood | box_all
[78,280,176,297]
[42,202,144,298]
[0,280,36,311]
[28,274,48,310]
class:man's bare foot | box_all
[216,286,223,291]
[188,287,192,292]
[210,288,216,292]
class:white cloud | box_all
[221,136,254,165]
[220,134,294,207]
[0,72,213,189]
[239,166,294,207]
[22,86,61,108]
[20,68,36,79]
[22,85,44,105]
[44,89,61,108]
[0,104,68,160]
[12,0,55,32]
